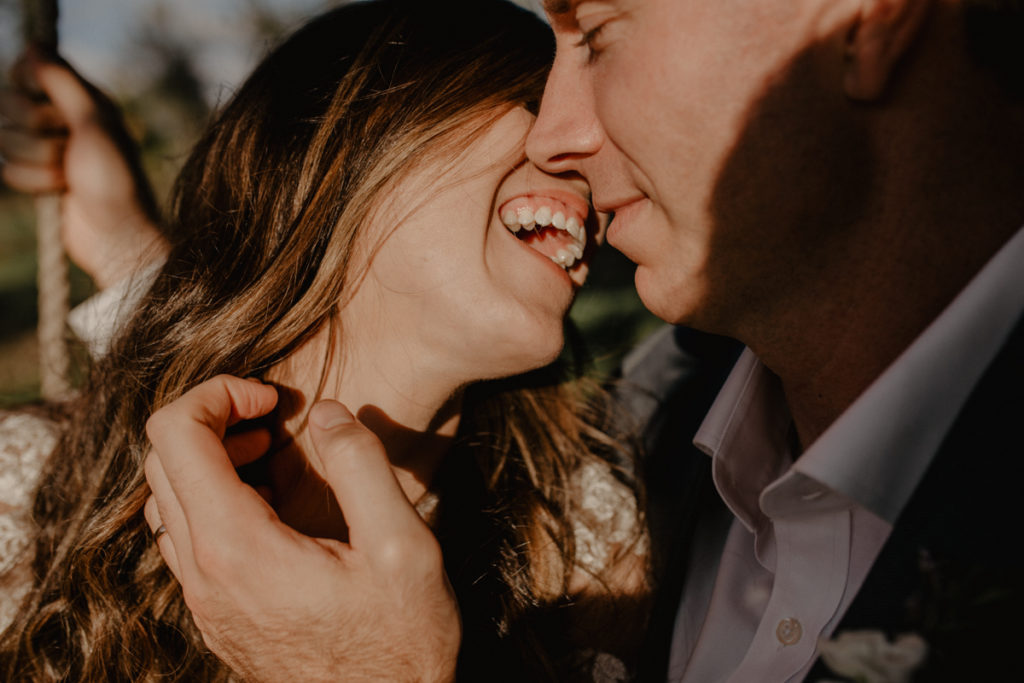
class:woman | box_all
[0,1,649,680]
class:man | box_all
[12,0,1021,680]
[523,0,1024,679]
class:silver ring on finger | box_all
[153,523,168,543]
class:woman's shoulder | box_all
[0,408,59,514]
[0,408,59,632]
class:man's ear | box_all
[844,0,935,100]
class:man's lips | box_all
[593,192,646,214]
[602,196,648,251]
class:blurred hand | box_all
[0,48,167,289]
[143,375,461,682]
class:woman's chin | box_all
[466,337,565,383]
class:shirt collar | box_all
[695,226,1024,524]
[796,225,1024,522]
[694,348,792,531]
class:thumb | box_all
[307,400,428,551]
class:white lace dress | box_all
[0,410,58,632]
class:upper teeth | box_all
[500,204,587,269]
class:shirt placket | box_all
[726,508,851,682]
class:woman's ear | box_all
[844,0,935,100]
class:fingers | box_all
[0,126,65,165]
[144,445,198,582]
[12,50,101,129]
[143,378,274,587]
[0,89,64,132]
[0,51,108,195]
[1,55,70,194]
[0,122,67,192]
[307,400,430,554]
[147,375,278,450]
[146,376,279,529]
[224,427,273,468]
[143,490,183,580]
[0,159,64,193]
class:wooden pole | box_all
[22,0,71,400]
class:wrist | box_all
[90,221,168,290]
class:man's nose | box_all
[526,50,604,176]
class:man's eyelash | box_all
[575,24,607,63]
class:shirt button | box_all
[776,618,802,646]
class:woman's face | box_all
[343,107,605,385]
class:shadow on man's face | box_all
[704,32,877,330]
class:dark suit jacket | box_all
[620,317,1024,682]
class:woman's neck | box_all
[263,323,465,539]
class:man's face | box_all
[527,0,852,331]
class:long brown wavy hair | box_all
[0,1,647,680]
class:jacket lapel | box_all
[808,313,1024,680]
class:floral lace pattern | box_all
[0,410,58,633]
[572,459,647,576]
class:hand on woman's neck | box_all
[262,323,465,539]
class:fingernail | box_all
[309,400,353,430]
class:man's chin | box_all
[634,267,698,326]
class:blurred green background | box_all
[0,0,662,405]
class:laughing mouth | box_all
[499,196,588,270]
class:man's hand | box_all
[0,48,167,289]
[143,375,461,682]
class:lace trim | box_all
[0,411,57,632]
